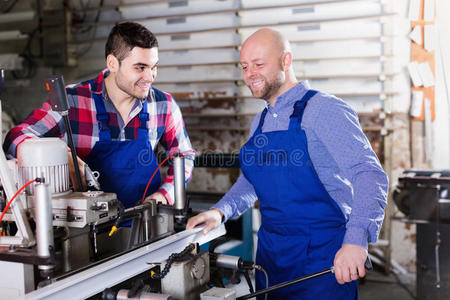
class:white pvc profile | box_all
[23,225,226,300]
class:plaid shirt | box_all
[3,69,195,205]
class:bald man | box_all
[187,28,388,299]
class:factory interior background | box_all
[1,0,450,299]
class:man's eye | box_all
[136,67,145,71]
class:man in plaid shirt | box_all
[3,22,195,208]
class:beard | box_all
[115,71,150,100]
[247,74,283,101]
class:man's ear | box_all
[281,51,292,71]
[106,54,119,72]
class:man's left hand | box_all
[333,244,368,284]
[144,192,168,205]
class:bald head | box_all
[242,28,291,57]
[240,28,297,106]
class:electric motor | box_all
[17,138,70,195]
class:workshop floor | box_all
[358,271,415,300]
[230,270,416,299]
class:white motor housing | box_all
[17,138,70,195]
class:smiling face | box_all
[109,46,159,100]
[239,29,295,106]
[240,45,284,101]
[240,39,286,104]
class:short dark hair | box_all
[105,22,158,62]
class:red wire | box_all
[141,154,174,203]
[141,150,196,204]
[0,179,37,224]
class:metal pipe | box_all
[214,253,242,270]
[173,154,186,211]
[142,209,151,242]
[142,199,156,242]
[62,228,71,272]
[33,178,54,272]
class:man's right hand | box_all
[186,208,223,235]
[68,151,87,191]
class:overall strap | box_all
[138,100,149,130]
[91,79,112,141]
[254,108,269,135]
[289,90,318,128]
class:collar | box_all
[267,81,311,113]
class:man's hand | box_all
[144,192,168,205]
[68,152,86,191]
[333,244,368,284]
[186,208,223,235]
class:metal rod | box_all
[435,185,441,288]
[34,178,54,272]
[237,268,334,300]
[63,113,84,191]
[173,154,186,211]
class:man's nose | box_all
[142,69,156,82]
[244,67,257,79]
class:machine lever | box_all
[237,257,372,300]
[45,75,84,191]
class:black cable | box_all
[242,270,254,294]
[151,244,195,280]
[112,201,125,228]
[0,0,18,13]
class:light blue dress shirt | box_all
[213,81,389,248]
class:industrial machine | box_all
[0,132,242,299]
[0,71,231,299]
[394,170,450,300]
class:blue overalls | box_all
[85,80,162,209]
[239,90,358,299]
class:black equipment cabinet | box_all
[416,223,450,299]
[394,170,450,299]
